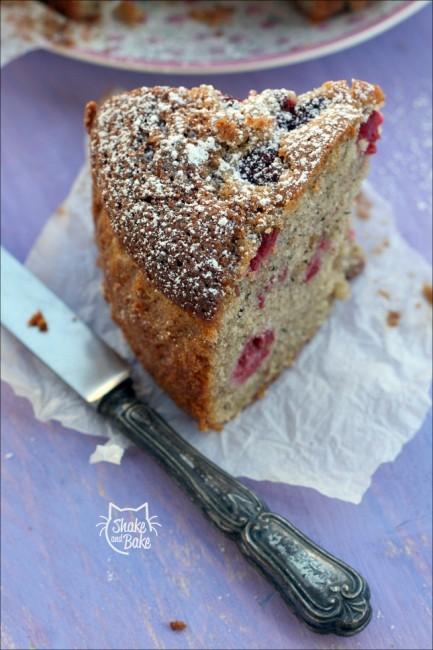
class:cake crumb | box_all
[189,5,234,27]
[333,279,350,300]
[113,0,146,25]
[387,311,401,327]
[254,385,268,400]
[169,620,187,632]
[422,283,433,306]
[372,239,390,255]
[378,289,390,300]
[355,191,372,220]
[28,310,48,332]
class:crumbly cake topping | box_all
[87,80,384,319]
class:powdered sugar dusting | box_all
[186,143,206,165]
[88,80,383,319]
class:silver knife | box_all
[1,246,372,636]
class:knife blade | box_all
[1,247,130,403]
[1,246,372,636]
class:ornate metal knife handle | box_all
[99,380,372,636]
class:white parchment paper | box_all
[2,163,432,503]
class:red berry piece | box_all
[280,96,297,112]
[250,229,279,271]
[232,329,275,385]
[304,253,321,283]
[304,237,330,282]
[358,110,384,155]
[257,294,265,309]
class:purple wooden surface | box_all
[1,6,432,649]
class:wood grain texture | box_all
[1,5,432,649]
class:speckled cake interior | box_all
[86,80,384,430]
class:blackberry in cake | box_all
[86,80,384,430]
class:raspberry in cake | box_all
[86,80,384,430]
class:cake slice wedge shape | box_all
[86,80,384,430]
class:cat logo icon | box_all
[97,503,161,555]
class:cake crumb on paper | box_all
[169,620,187,632]
[28,310,48,332]
[355,191,372,220]
[422,283,433,306]
[55,205,66,218]
[387,311,401,327]
[378,289,390,300]
[372,239,390,255]
[333,279,350,300]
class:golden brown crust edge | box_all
[94,196,221,430]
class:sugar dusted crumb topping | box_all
[88,80,383,319]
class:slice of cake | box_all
[86,81,384,430]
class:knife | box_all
[1,246,372,636]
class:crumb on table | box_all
[378,289,390,300]
[422,283,433,306]
[28,310,48,332]
[169,620,187,632]
[387,310,401,327]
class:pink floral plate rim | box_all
[49,0,428,74]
